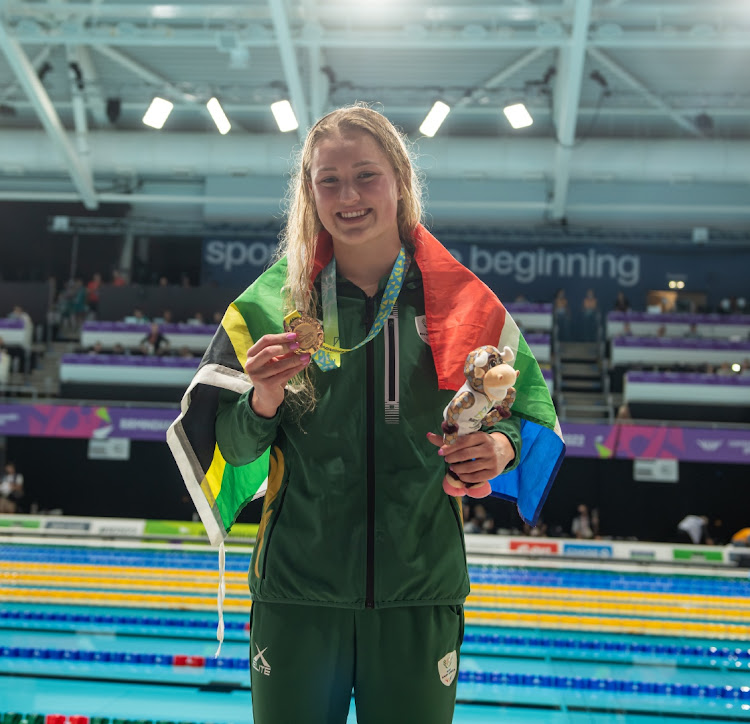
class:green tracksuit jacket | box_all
[215,263,521,609]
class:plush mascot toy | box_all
[441,345,519,498]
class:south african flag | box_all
[167,224,565,546]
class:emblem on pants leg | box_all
[438,650,457,686]
[253,643,271,676]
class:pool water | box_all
[1,542,749,723]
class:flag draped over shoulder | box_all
[167,224,564,546]
[413,225,565,526]
[166,261,289,547]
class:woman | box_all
[168,106,563,724]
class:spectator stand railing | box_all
[80,322,216,354]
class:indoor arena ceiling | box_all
[0,0,749,229]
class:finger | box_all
[442,442,490,465]
[426,432,444,448]
[447,432,489,453]
[249,354,310,380]
[247,332,299,358]
[247,341,305,371]
[259,361,310,389]
[449,459,490,477]
[456,471,491,485]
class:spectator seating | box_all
[625,371,750,406]
[60,354,198,386]
[607,312,748,340]
[611,337,750,367]
[80,322,215,354]
[524,333,551,364]
[541,367,553,393]
[0,317,32,351]
[59,354,199,403]
[505,303,553,332]
[624,370,750,424]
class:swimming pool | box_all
[2,539,749,722]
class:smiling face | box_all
[309,129,402,254]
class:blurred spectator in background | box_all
[139,322,170,356]
[86,272,102,317]
[212,311,223,326]
[553,288,571,341]
[0,337,10,387]
[571,503,594,539]
[716,361,734,376]
[582,288,599,342]
[112,269,128,287]
[523,517,548,537]
[57,279,87,336]
[677,514,712,545]
[177,346,194,358]
[186,311,205,326]
[180,273,192,288]
[683,322,702,339]
[158,276,170,287]
[463,503,496,534]
[112,343,127,356]
[87,341,104,355]
[124,308,149,324]
[614,290,630,313]
[615,403,632,422]
[0,461,25,513]
[10,305,33,329]
[154,309,174,325]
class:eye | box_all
[359,171,376,179]
[488,358,498,367]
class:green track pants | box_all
[249,601,464,724]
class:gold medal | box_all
[284,313,324,354]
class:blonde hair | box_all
[275,104,424,413]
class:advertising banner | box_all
[560,422,750,465]
[201,237,749,309]
[0,404,176,441]
[2,404,749,465]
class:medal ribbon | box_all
[314,247,409,371]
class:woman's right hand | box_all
[245,332,311,418]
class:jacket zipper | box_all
[384,304,399,424]
[365,295,376,608]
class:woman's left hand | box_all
[426,431,514,484]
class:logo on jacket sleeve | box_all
[253,643,271,676]
[438,650,457,686]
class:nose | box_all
[339,181,360,204]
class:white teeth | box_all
[340,209,368,219]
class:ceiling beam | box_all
[6,2,750,23]
[66,45,92,165]
[456,47,550,108]
[268,0,310,139]
[74,45,109,127]
[7,25,750,50]
[92,45,199,104]
[587,47,702,137]
[0,21,98,209]
[549,0,593,220]
[0,45,51,103]
[301,0,329,122]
